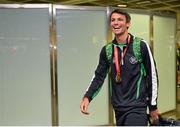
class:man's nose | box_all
[113,20,119,24]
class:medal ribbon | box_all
[114,35,131,82]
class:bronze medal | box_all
[116,75,121,83]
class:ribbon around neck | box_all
[114,35,131,82]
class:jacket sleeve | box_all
[83,46,110,102]
[141,41,159,111]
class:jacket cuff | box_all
[149,105,157,111]
[83,95,92,102]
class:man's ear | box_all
[126,22,131,28]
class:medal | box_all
[116,74,121,83]
[114,34,131,84]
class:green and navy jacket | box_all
[84,34,159,112]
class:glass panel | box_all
[0,8,51,125]
[56,8,109,125]
[153,16,176,113]
[129,13,150,42]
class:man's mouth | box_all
[113,27,120,30]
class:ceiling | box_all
[0,0,180,13]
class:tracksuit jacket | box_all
[84,34,158,112]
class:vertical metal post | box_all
[106,7,114,126]
[150,13,154,54]
[49,4,59,126]
[176,13,179,109]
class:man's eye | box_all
[111,19,115,22]
[117,18,123,21]
[111,18,123,22]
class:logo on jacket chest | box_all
[129,56,138,64]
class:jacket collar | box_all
[112,33,134,45]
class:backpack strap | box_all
[133,37,143,63]
[105,42,113,65]
[133,36,147,99]
[105,42,113,97]
[133,36,147,76]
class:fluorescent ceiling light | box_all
[117,4,127,7]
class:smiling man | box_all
[80,9,160,126]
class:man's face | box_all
[110,13,130,36]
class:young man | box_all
[80,9,160,126]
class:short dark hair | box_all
[110,9,131,23]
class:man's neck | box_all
[115,32,129,43]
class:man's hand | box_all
[80,97,90,115]
[150,109,160,121]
